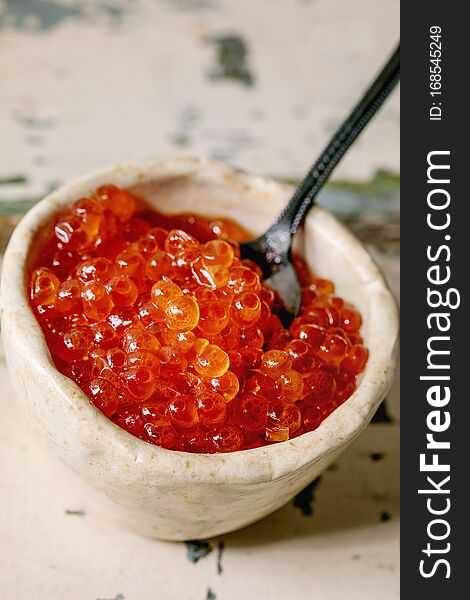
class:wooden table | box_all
[0,1,399,598]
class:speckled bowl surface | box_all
[0,157,398,540]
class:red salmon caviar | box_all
[122,366,155,401]
[89,377,121,417]
[77,257,114,284]
[234,393,269,432]
[29,185,368,452]
[55,328,94,362]
[151,277,183,309]
[194,343,229,377]
[231,291,261,327]
[165,229,199,257]
[56,279,83,314]
[54,214,92,251]
[260,350,292,380]
[143,422,177,449]
[342,344,369,374]
[91,322,120,349]
[277,369,304,401]
[105,276,138,307]
[116,248,145,278]
[122,328,160,354]
[208,426,243,453]
[202,239,234,268]
[303,371,336,404]
[159,329,196,353]
[317,333,349,367]
[209,371,240,402]
[146,251,172,280]
[127,350,161,372]
[81,283,114,321]
[95,185,137,222]
[266,402,302,442]
[165,295,200,331]
[198,301,230,335]
[115,406,145,437]
[31,268,60,305]
[106,347,127,370]
[196,392,227,426]
[141,400,170,426]
[244,372,278,398]
[168,396,199,430]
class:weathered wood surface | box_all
[0,2,399,599]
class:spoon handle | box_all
[275,44,400,237]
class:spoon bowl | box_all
[241,44,399,324]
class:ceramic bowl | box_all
[0,157,398,540]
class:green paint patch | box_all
[161,0,216,10]
[172,133,190,147]
[172,106,199,148]
[276,169,400,221]
[0,0,81,31]
[208,35,254,86]
[0,198,40,216]
[327,169,400,196]
[278,169,399,195]
[0,175,28,185]
[206,588,217,600]
[185,540,213,563]
[0,0,129,32]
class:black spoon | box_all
[240,44,400,325]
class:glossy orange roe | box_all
[29,185,368,453]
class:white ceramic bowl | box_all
[0,157,398,540]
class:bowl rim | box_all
[0,156,399,485]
